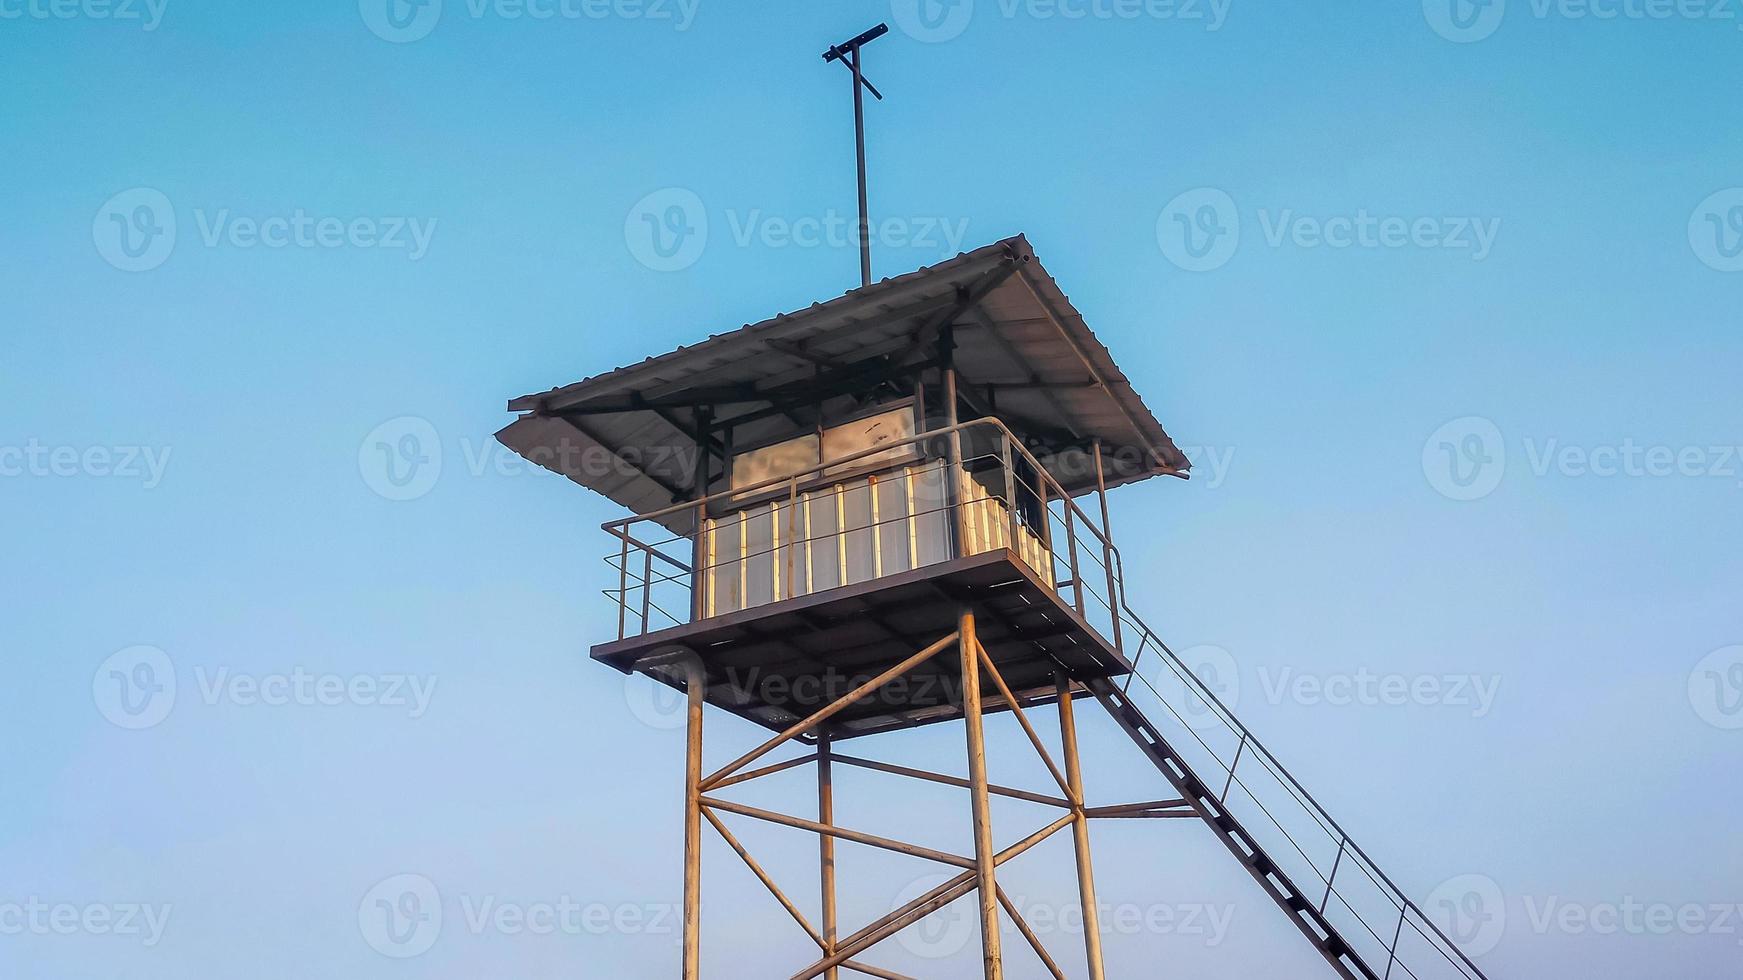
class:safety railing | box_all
[601,417,1128,650]
[1103,543,1491,980]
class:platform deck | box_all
[592,549,1131,738]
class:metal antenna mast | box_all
[822,23,888,289]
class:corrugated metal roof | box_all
[497,235,1188,524]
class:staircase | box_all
[1088,606,1491,980]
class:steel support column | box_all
[681,654,706,980]
[1057,672,1108,980]
[818,732,840,980]
[654,622,1160,979]
[958,609,1004,980]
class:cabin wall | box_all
[702,461,1051,618]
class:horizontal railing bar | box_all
[602,524,694,574]
[617,484,1024,587]
[602,418,1117,556]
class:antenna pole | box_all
[823,23,889,289]
[850,46,870,288]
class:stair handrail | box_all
[1102,542,1491,980]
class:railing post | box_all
[1383,904,1407,980]
[941,331,966,558]
[1220,733,1248,802]
[1061,497,1084,617]
[787,477,800,600]
[1320,837,1346,914]
[692,501,708,621]
[1035,466,1052,580]
[617,531,630,639]
[1122,631,1150,693]
[1091,439,1123,653]
[1000,432,1019,551]
[689,406,714,624]
[769,502,781,602]
[640,545,654,635]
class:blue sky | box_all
[3,1,1740,977]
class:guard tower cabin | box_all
[497,236,1189,738]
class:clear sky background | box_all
[3,1,1740,977]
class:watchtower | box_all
[499,237,1493,980]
